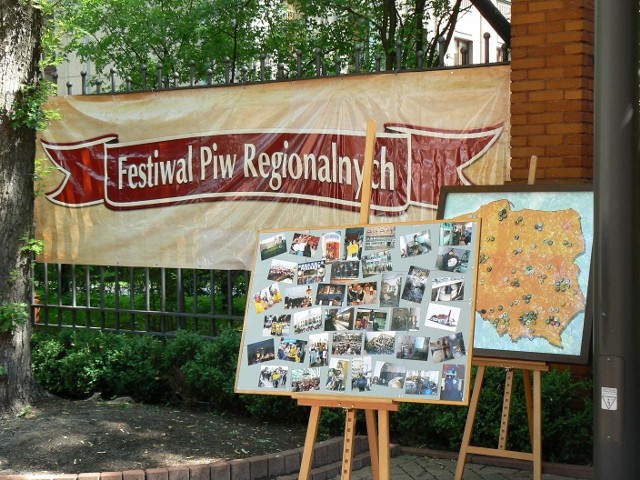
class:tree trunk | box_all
[0,0,45,416]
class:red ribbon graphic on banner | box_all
[41,124,503,214]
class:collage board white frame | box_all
[235,219,481,405]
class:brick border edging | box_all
[0,439,593,480]
[0,436,377,480]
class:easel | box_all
[455,156,549,480]
[295,395,399,480]
[295,119,399,480]
[454,358,549,479]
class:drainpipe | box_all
[594,0,640,477]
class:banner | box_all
[35,66,511,270]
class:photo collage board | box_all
[235,219,481,405]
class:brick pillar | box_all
[509,0,594,183]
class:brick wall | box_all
[509,0,594,184]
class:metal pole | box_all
[594,1,640,478]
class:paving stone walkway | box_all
[328,454,593,480]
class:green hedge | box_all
[30,328,592,464]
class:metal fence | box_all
[51,35,510,96]
[32,263,249,338]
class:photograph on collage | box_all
[331,332,363,355]
[354,308,386,331]
[449,332,467,358]
[439,222,473,246]
[399,230,431,257]
[404,370,439,396]
[277,337,307,363]
[395,334,430,361]
[325,358,349,392]
[347,281,378,306]
[293,307,323,334]
[247,339,276,365]
[372,361,406,388]
[296,260,326,285]
[343,227,364,260]
[351,356,372,392]
[308,333,329,367]
[429,335,455,363]
[315,283,346,306]
[260,234,287,261]
[436,246,469,273]
[284,284,313,309]
[380,273,402,307]
[361,249,393,277]
[257,366,288,390]
[401,266,430,304]
[425,303,461,331]
[290,233,320,257]
[431,277,465,302]
[440,364,466,401]
[390,307,420,331]
[364,225,396,250]
[364,332,396,355]
[291,368,320,392]
[253,283,283,314]
[323,307,355,331]
[263,314,291,336]
[267,259,296,284]
[330,260,360,284]
[322,231,342,263]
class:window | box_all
[454,39,472,66]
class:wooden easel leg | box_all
[365,409,380,480]
[522,369,534,447]
[378,409,391,480]
[533,370,542,480]
[298,405,322,480]
[341,409,357,480]
[498,368,514,450]
[454,365,486,480]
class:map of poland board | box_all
[444,190,593,358]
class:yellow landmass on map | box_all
[455,200,585,348]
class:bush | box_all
[32,329,165,402]
[391,366,593,465]
[180,329,243,411]
[31,329,592,465]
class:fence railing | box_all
[51,35,511,96]
[32,263,249,338]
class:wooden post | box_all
[527,155,538,185]
[359,118,377,224]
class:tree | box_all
[287,0,466,72]
[56,0,277,87]
[53,0,465,87]
[0,0,46,415]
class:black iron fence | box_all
[51,35,510,96]
[32,263,249,338]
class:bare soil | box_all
[0,395,308,475]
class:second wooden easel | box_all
[455,155,548,480]
[454,358,549,480]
